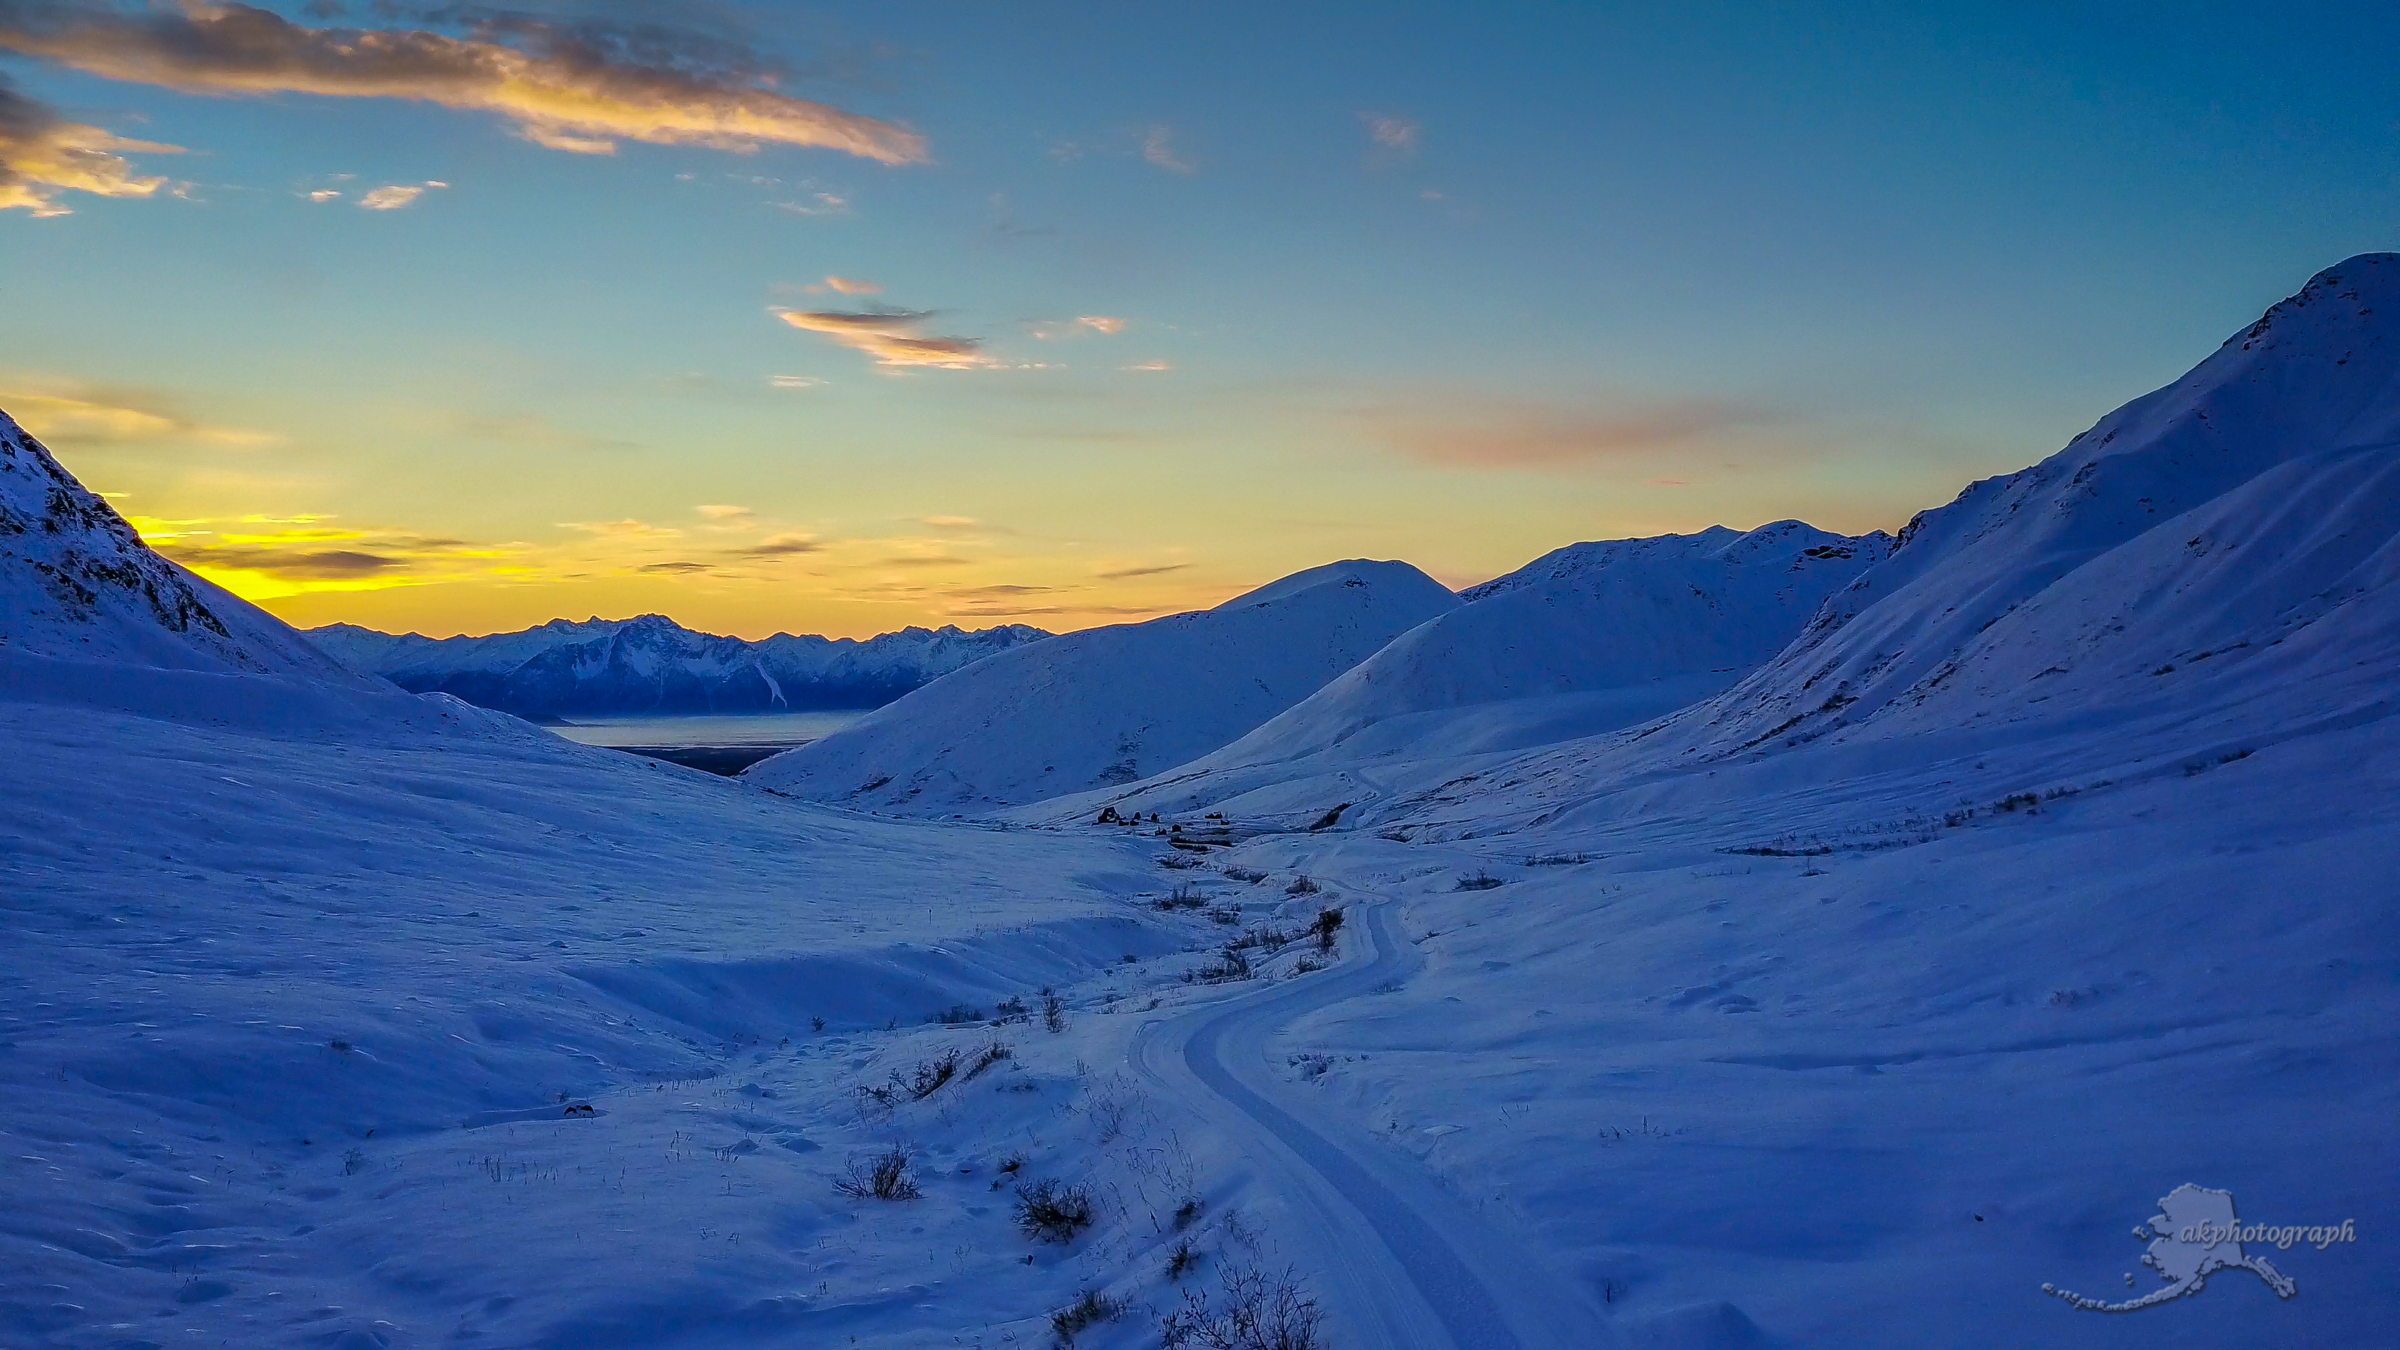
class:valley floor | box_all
[3,668,2392,1349]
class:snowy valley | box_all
[4,256,2397,1350]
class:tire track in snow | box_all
[1133,902,1619,1350]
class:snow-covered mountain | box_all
[1018,521,1891,824]
[745,559,1460,813]
[1039,521,1891,821]
[310,614,1052,717]
[1373,252,2400,840]
[0,407,371,683]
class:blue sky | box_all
[2,0,2394,637]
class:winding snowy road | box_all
[1133,902,1621,1350]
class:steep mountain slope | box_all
[1297,521,1890,755]
[1024,522,1891,823]
[310,614,1051,717]
[1378,252,2400,839]
[0,407,371,682]
[745,560,1459,813]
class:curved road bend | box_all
[1132,902,1620,1350]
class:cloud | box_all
[822,275,878,295]
[0,70,179,216]
[1122,360,1171,372]
[740,531,821,555]
[1096,562,1189,580]
[694,503,753,521]
[772,191,849,215]
[141,518,513,595]
[1140,125,1192,173]
[773,307,995,370]
[304,187,340,201]
[357,180,441,209]
[1360,113,1418,161]
[879,554,969,568]
[1370,399,1777,468]
[1028,314,1129,341]
[768,374,826,390]
[0,3,928,163]
[562,518,680,539]
[916,515,1002,535]
[945,583,1052,597]
[165,544,400,577]
[1,385,273,446]
[637,560,715,574]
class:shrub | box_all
[1166,1238,1201,1281]
[1309,907,1344,953]
[1153,886,1209,911]
[835,1145,920,1201]
[1042,990,1068,1034]
[1285,875,1319,896]
[964,1039,1014,1079]
[1455,871,1503,891]
[1160,1265,1324,1350]
[1014,1178,1097,1243]
[995,995,1029,1023]
[1224,867,1267,884]
[1050,1288,1125,1344]
[1189,945,1252,984]
[898,1047,962,1100]
[927,1003,983,1026]
[1226,924,1290,953]
[1205,905,1241,926]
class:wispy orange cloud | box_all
[1369,398,1776,468]
[773,307,995,369]
[0,71,178,216]
[0,4,927,163]
[357,179,444,209]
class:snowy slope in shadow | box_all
[745,559,1459,814]
[1369,253,2400,841]
[1018,521,1888,826]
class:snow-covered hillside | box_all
[1,408,371,683]
[1370,252,2400,841]
[1036,521,1890,823]
[745,559,1460,813]
[310,614,1050,717]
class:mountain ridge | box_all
[310,613,1053,718]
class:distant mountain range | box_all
[308,615,1052,719]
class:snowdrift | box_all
[311,613,1050,717]
[745,559,1460,813]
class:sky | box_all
[2,1,2396,640]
